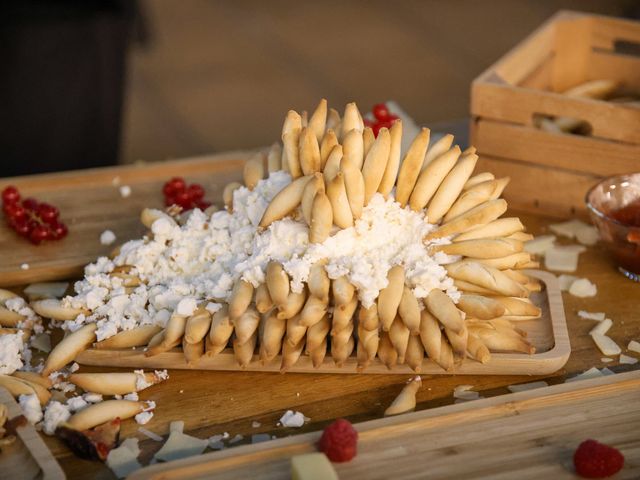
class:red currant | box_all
[29,225,50,244]
[187,184,205,201]
[164,195,177,207]
[38,203,59,224]
[22,198,39,211]
[2,186,20,205]
[3,202,24,219]
[372,103,390,121]
[168,177,186,193]
[13,219,31,237]
[50,222,68,240]
[372,123,382,138]
[195,200,211,210]
[174,191,192,209]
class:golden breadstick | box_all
[341,102,363,138]
[423,133,454,167]
[145,332,181,357]
[405,335,425,372]
[0,375,36,400]
[419,310,441,362]
[327,172,353,228]
[395,127,431,206]
[301,172,324,225]
[463,172,495,190]
[183,337,204,365]
[286,314,307,346]
[233,330,257,368]
[308,98,327,142]
[384,377,421,416]
[259,175,311,228]
[356,339,369,371]
[223,182,242,211]
[308,261,330,302]
[0,307,24,327]
[378,331,398,370]
[468,326,534,354]
[184,308,212,344]
[445,323,468,357]
[454,217,524,242]
[446,262,528,298]
[310,338,327,368]
[31,298,87,322]
[67,400,145,431]
[12,371,52,389]
[255,283,274,314]
[301,110,308,127]
[437,338,455,371]
[362,127,391,204]
[267,142,283,173]
[341,156,365,219]
[425,289,464,334]
[266,262,290,308]
[502,269,531,284]
[443,178,509,222]
[310,192,333,243]
[282,110,303,178]
[389,316,410,363]
[492,297,541,318]
[398,286,420,334]
[277,289,307,320]
[243,154,265,190]
[140,208,176,229]
[323,144,343,184]
[332,295,358,332]
[465,252,533,270]
[10,377,50,405]
[378,265,405,331]
[427,152,478,224]
[453,279,498,296]
[147,330,164,349]
[0,288,18,302]
[94,325,162,350]
[431,238,523,259]
[70,371,164,395]
[233,307,260,345]
[326,107,341,134]
[319,129,338,169]
[331,335,354,367]
[362,126,375,158]
[409,145,460,211]
[332,276,355,306]
[457,294,505,320]
[208,305,233,354]
[467,334,491,364]
[427,199,508,240]
[358,302,379,331]
[281,337,305,373]
[259,309,286,363]
[378,119,403,197]
[161,313,187,348]
[507,232,534,242]
[306,313,330,353]
[299,127,321,175]
[342,128,364,171]
[357,324,379,369]
[299,295,328,327]
[42,323,97,376]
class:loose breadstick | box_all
[299,127,322,175]
[0,375,36,400]
[42,323,97,376]
[277,289,307,320]
[0,307,23,327]
[183,337,204,365]
[396,128,431,206]
[299,295,328,327]
[384,377,422,416]
[267,142,283,173]
[286,314,307,347]
[308,261,330,302]
[463,172,495,190]
[233,330,257,368]
[140,208,176,229]
[31,299,88,322]
[184,308,213,344]
[431,238,523,259]
[405,335,425,372]
[419,310,441,362]
[327,172,353,228]
[443,178,509,222]
[266,262,290,308]
[362,127,375,158]
[94,325,162,350]
[319,129,338,169]
[467,334,491,364]
[306,314,330,353]
[378,265,405,331]
[341,102,363,138]
[301,173,324,225]
[310,192,333,243]
[378,331,398,370]
[454,217,524,242]
[409,145,460,211]
[492,297,541,318]
[457,294,506,320]
[332,276,355,306]
[259,309,286,363]
[67,400,145,431]
[326,108,341,134]
[423,133,454,167]
[233,307,260,345]
[507,232,534,242]
[446,262,528,297]
[310,338,327,368]
[208,305,233,354]
[468,326,534,354]
[445,323,468,357]
[427,199,508,240]
[341,157,365,219]
[308,98,327,142]
[358,302,379,331]
[331,295,358,332]
[259,175,312,228]
[398,286,420,334]
[11,377,50,406]
[323,144,343,184]
[228,280,254,319]
[70,371,164,395]
[12,371,52,389]
[378,119,403,197]
[280,337,305,373]
[465,252,533,270]
[389,316,410,363]
[362,127,391,204]
[243,154,265,190]
[223,182,243,211]
[255,283,274,314]
[331,335,354,367]
[282,110,303,178]
[425,289,464,334]
[342,128,364,171]
[427,152,478,224]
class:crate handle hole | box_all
[613,40,640,58]
[532,113,592,136]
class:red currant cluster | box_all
[364,103,400,137]
[2,186,68,244]
[162,177,211,210]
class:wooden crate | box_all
[471,10,640,219]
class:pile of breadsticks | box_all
[29,99,541,374]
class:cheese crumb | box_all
[135,411,154,425]
[278,410,308,428]
[19,394,43,424]
[119,185,131,198]
[589,318,613,336]
[100,230,117,246]
[568,278,597,298]
[620,354,638,365]
[43,401,71,435]
[578,310,605,321]
[20,263,29,270]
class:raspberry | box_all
[573,439,624,478]
[318,418,358,463]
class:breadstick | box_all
[282,110,303,178]
[443,178,509,222]
[409,145,460,211]
[467,334,491,364]
[306,313,330,353]
[208,305,233,354]
[310,338,327,368]
[431,238,523,259]
[319,129,338,170]
[419,310,441,362]
[357,323,379,368]
[453,217,524,242]
[427,199,508,240]
[0,307,24,327]
[446,262,528,297]
[67,400,145,431]
[301,173,324,225]
[299,295,328,327]
[492,297,541,318]
[255,283,274,314]
[184,308,212,344]
[464,252,533,270]
[507,232,534,242]
[243,154,265,190]
[332,276,355,306]
[362,127,391,204]
[327,172,353,228]
[362,126,375,158]
[398,286,420,334]
[341,156,365,219]
[332,295,358,332]
[308,261,330,302]
[11,377,50,405]
[323,144,343,184]
[445,323,468,357]
[233,307,260,345]
[463,172,495,190]
[309,192,333,243]
[331,319,354,345]
[223,182,242,211]
[389,316,410,363]
[378,119,403,197]
[342,128,364,171]
[378,265,405,331]
[0,289,18,302]
[12,371,52,389]
[437,338,455,371]
[308,98,327,142]
[405,335,425,372]
[266,262,290,308]
[468,326,534,354]
[301,110,308,127]
[259,309,286,363]
[326,108,341,135]
[358,302,378,331]
[457,294,505,320]
[145,331,181,357]
[147,330,164,349]
[299,127,321,175]
[427,152,478,224]
[233,330,257,368]
[267,142,283,173]
[341,102,363,138]
[94,325,162,350]
[277,289,307,320]
[286,314,307,346]
[384,377,421,416]
[162,313,187,347]
[0,375,36,400]
[563,79,618,98]
[423,133,454,167]
[183,337,204,365]
[395,127,431,206]
[31,299,88,321]
[259,175,311,228]
[425,289,464,334]
[280,337,305,372]
[502,269,531,284]
[69,371,164,395]
[331,335,354,367]
[378,331,398,370]
[453,279,499,296]
[42,323,97,376]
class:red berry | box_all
[3,202,26,220]
[187,183,205,201]
[168,177,186,192]
[29,225,50,244]
[318,419,358,463]
[574,439,624,478]
[50,222,68,240]
[2,186,20,205]
[13,219,31,237]
[164,195,177,207]
[175,191,192,209]
[22,198,39,211]
[195,200,211,210]
[38,203,59,224]
[372,103,390,121]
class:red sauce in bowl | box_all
[609,198,640,227]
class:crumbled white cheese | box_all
[124,392,139,401]
[69,362,80,373]
[100,230,117,246]
[251,421,261,428]
[278,410,308,428]
[119,185,131,198]
[66,396,88,412]
[569,278,597,298]
[134,370,152,391]
[601,357,613,363]
[0,332,24,375]
[19,394,43,424]
[176,297,197,316]
[43,401,71,435]
[578,310,605,321]
[135,411,153,425]
[83,392,103,403]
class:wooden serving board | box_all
[0,152,250,287]
[0,387,65,480]
[129,370,640,480]
[77,270,570,376]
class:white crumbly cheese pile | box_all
[19,394,43,424]
[278,410,308,428]
[0,332,25,375]
[42,401,71,435]
[62,172,458,339]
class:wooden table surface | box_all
[34,210,639,479]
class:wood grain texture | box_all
[0,387,65,480]
[129,371,640,480]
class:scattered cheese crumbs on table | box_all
[83,392,103,403]
[578,310,606,321]
[507,381,549,393]
[549,219,591,240]
[154,431,208,462]
[524,235,556,256]
[124,392,139,401]
[119,185,131,198]
[619,354,638,365]
[251,421,261,428]
[628,340,640,354]
[229,434,244,445]
[100,230,117,246]
[135,411,153,425]
[601,357,614,363]
[453,390,481,401]
[138,427,163,442]
[279,410,308,428]
[591,334,622,356]
[106,438,142,479]
[20,263,29,270]
[558,274,579,291]
[589,318,613,336]
[569,278,597,298]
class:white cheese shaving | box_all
[83,392,103,403]
[18,394,43,424]
[558,274,578,291]
[23,282,69,300]
[208,432,229,450]
[577,310,605,321]
[566,367,603,383]
[66,396,88,412]
[619,354,638,365]
[568,278,597,298]
[100,230,117,246]
[601,367,615,376]
[544,245,585,272]
[154,431,208,462]
[549,219,589,239]
[106,439,142,479]
[589,318,612,336]
[69,362,79,373]
[524,235,556,256]
[453,390,480,401]
[124,392,139,401]
[278,410,308,428]
[576,225,599,246]
[135,410,153,425]
[506,381,549,393]
[251,421,261,428]
[628,340,640,353]
[20,263,30,270]
[591,334,622,356]
[42,401,71,435]
[176,297,197,316]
